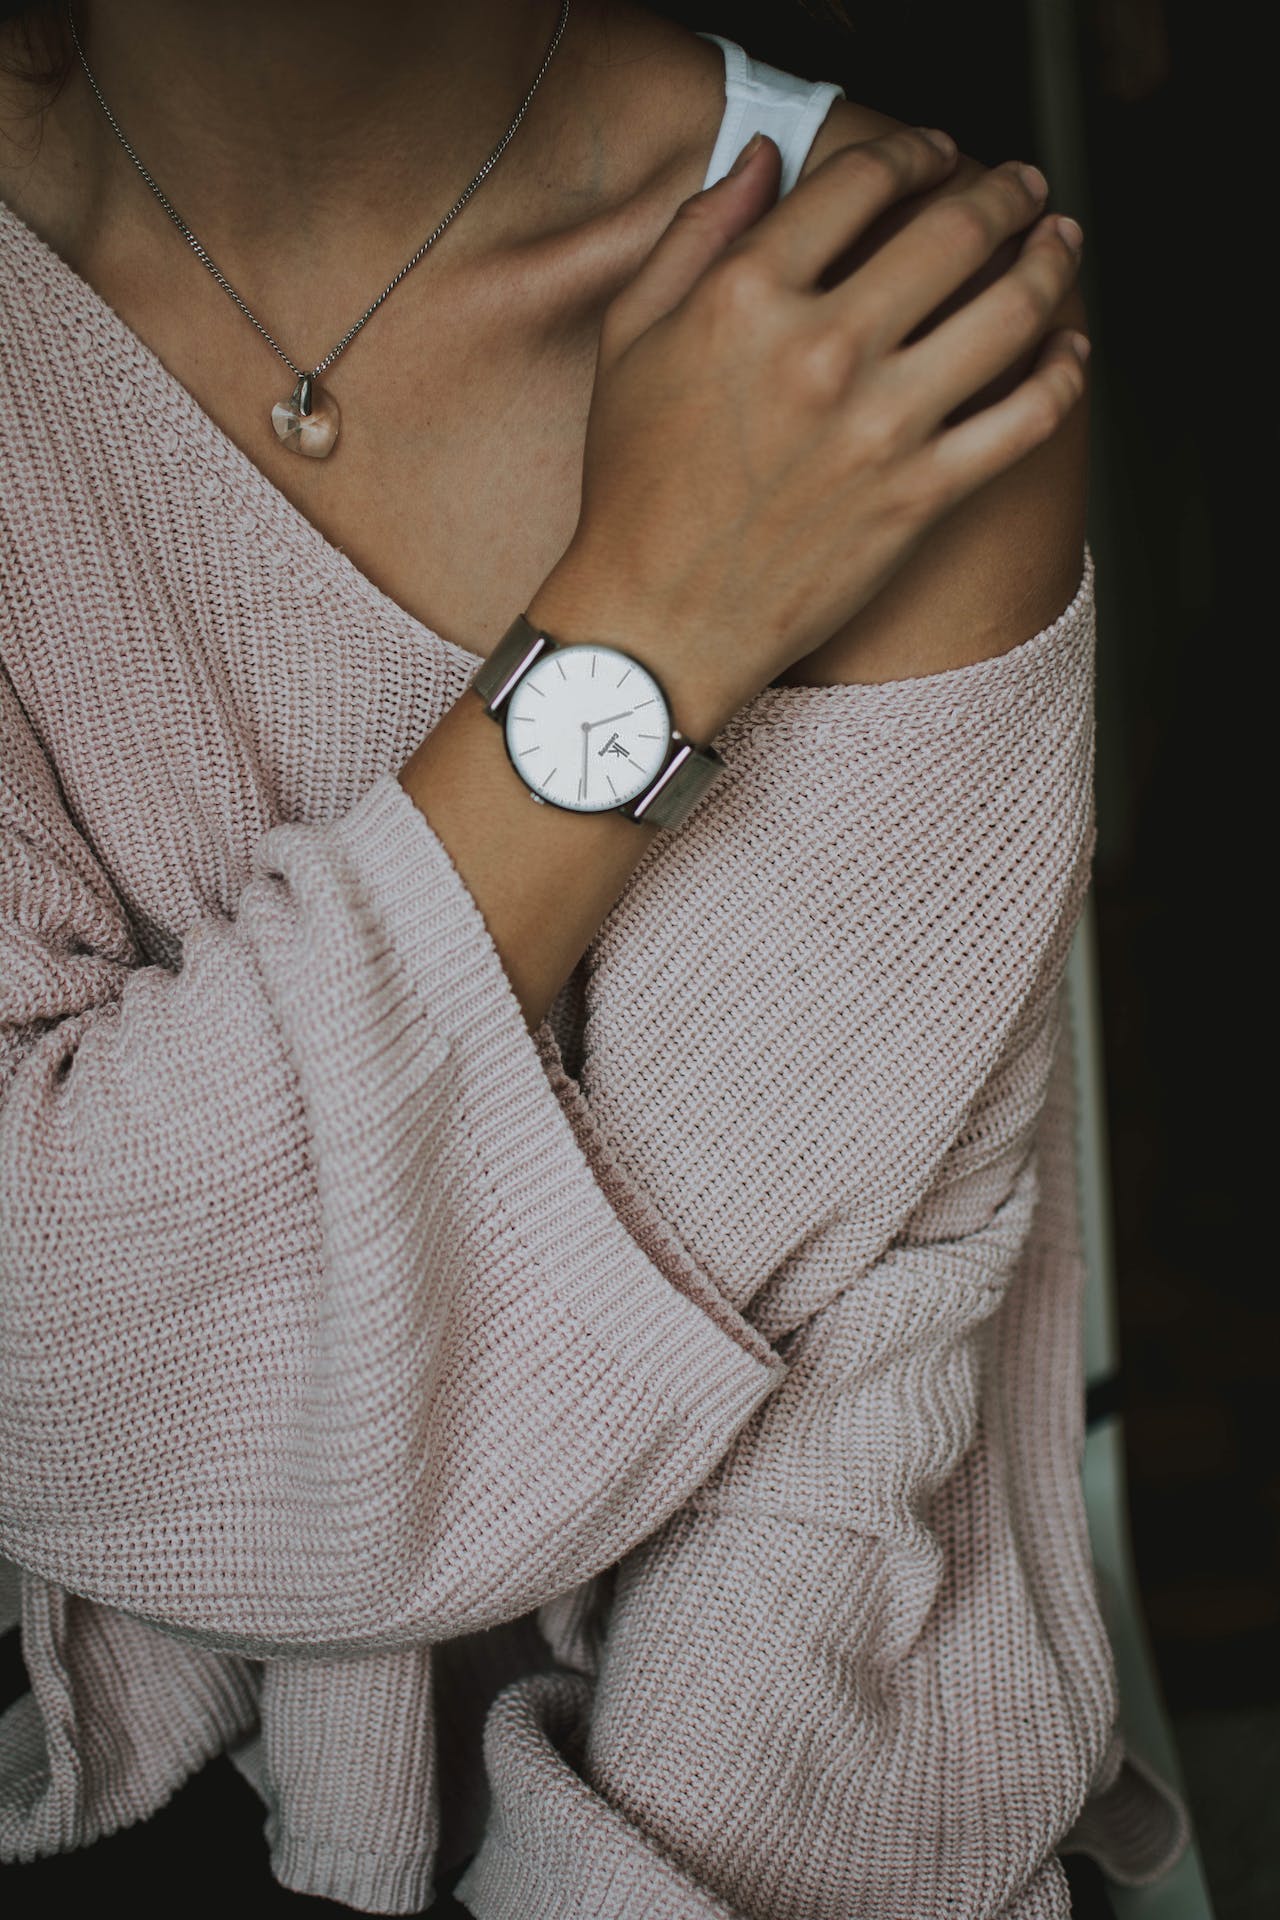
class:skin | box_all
[0,0,1089,1027]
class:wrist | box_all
[525,558,760,748]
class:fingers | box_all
[731,126,960,288]
[903,328,1090,509]
[598,133,784,362]
[828,158,1054,349]
[885,213,1085,431]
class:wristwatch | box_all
[471,613,728,830]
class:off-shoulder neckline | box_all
[0,82,1094,745]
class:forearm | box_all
[397,555,754,1032]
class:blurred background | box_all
[1,2,1268,1916]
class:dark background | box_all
[2,2,1267,1916]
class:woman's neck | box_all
[3,0,625,284]
[80,0,575,233]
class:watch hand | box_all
[586,709,637,731]
[581,723,590,800]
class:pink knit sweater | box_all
[0,35,1188,1920]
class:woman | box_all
[0,1,1187,1914]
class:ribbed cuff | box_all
[270,1822,434,1915]
[331,773,785,1427]
[1058,1737,1192,1887]
[454,1673,739,1920]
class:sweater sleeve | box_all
[0,669,783,1657]
[549,559,1099,1346]
[456,562,1114,1920]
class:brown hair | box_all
[0,2,69,91]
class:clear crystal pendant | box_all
[271,374,340,459]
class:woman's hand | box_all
[541,127,1087,723]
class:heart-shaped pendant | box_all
[271,374,340,459]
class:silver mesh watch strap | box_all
[471,615,553,714]
[617,734,727,829]
[472,614,728,831]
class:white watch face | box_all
[504,644,673,813]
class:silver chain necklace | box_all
[67,1,572,460]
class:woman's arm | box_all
[0,666,783,1657]
[405,124,1087,1030]
[454,529,1101,1916]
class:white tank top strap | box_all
[695,32,847,198]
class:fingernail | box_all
[1056,215,1084,251]
[917,127,956,156]
[1016,162,1050,198]
[729,131,765,176]
[1068,332,1092,365]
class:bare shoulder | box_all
[776,95,1089,688]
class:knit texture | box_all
[0,34,1188,1919]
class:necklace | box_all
[67,1,572,460]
